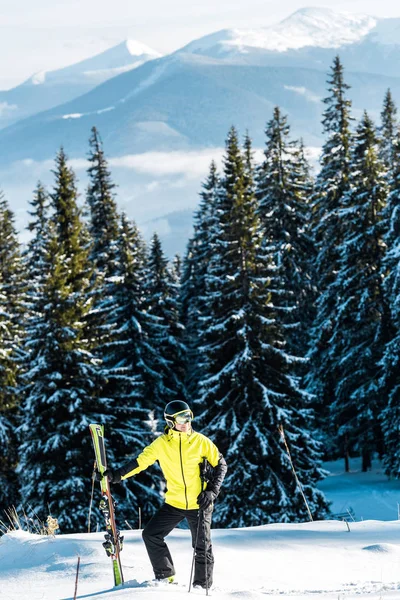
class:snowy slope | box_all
[0,39,160,129]
[319,457,400,522]
[2,521,400,600]
[1,458,400,599]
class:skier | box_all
[100,400,227,589]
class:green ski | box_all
[89,424,124,587]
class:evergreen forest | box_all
[1,57,399,532]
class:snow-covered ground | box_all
[319,457,400,522]
[1,459,400,600]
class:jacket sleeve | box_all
[117,438,160,481]
[206,453,227,497]
[202,436,228,498]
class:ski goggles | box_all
[165,409,193,428]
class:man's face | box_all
[174,421,192,433]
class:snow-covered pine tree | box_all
[197,128,328,527]
[181,161,220,397]
[171,254,182,283]
[86,126,120,276]
[84,127,137,484]
[16,183,51,511]
[96,213,163,524]
[0,193,26,508]
[306,56,353,448]
[329,112,389,472]
[378,129,400,478]
[379,89,398,175]
[145,233,186,415]
[18,150,108,532]
[23,183,51,315]
[256,108,315,358]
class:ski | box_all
[89,423,124,587]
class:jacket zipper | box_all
[179,434,188,509]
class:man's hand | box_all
[94,469,121,484]
[197,490,216,511]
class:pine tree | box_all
[24,183,51,314]
[181,161,220,397]
[18,151,108,532]
[0,193,26,508]
[256,108,315,358]
[329,112,389,472]
[87,126,120,277]
[97,214,163,523]
[145,233,186,414]
[379,89,398,174]
[197,128,328,527]
[379,130,400,478]
[306,56,353,446]
[16,183,51,510]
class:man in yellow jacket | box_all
[104,400,227,589]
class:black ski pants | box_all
[142,502,214,587]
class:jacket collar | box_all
[165,426,194,440]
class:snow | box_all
[82,64,145,80]
[125,40,161,57]
[319,457,400,522]
[120,61,171,102]
[61,114,83,120]
[2,458,400,600]
[30,71,46,85]
[96,106,116,115]
[2,520,400,600]
[23,39,161,88]
[181,8,377,55]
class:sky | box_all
[1,0,400,89]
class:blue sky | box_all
[1,0,399,89]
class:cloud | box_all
[6,145,318,186]
[8,148,228,182]
[0,102,18,117]
[18,156,88,171]
[284,85,321,104]
[109,149,225,179]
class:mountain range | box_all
[0,40,161,129]
[1,7,400,255]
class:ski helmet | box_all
[164,400,193,428]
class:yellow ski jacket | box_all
[119,428,223,510]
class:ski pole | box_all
[73,556,80,600]
[203,513,209,596]
[188,510,202,593]
[188,457,210,593]
[278,424,313,522]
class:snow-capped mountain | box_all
[180,8,377,56]
[0,39,161,129]
[23,40,161,87]
[3,7,400,256]
[177,8,400,78]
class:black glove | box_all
[197,490,216,511]
[94,469,121,484]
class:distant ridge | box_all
[0,39,161,129]
[22,39,161,87]
[179,8,377,56]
